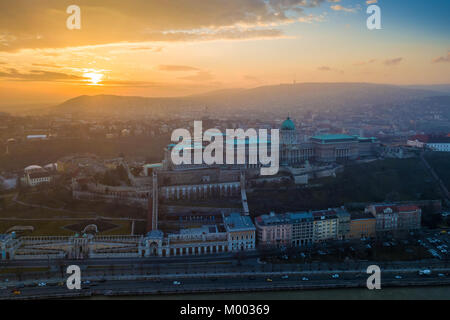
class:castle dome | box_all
[281,117,296,130]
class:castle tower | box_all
[280,116,298,165]
[280,116,298,145]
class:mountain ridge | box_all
[49,82,448,117]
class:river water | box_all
[100,286,450,300]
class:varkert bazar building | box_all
[0,202,423,260]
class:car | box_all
[331,274,340,279]
[12,290,21,295]
[281,275,289,279]
[82,280,91,285]
[394,275,402,279]
[301,277,309,281]
[438,273,445,277]
[266,278,273,282]
[173,281,181,285]
[419,269,431,276]
[38,282,46,287]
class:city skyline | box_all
[0,0,449,104]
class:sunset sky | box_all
[0,0,449,105]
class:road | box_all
[2,270,450,300]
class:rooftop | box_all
[409,134,450,144]
[223,213,255,232]
[311,134,358,143]
[145,230,164,239]
[143,163,163,169]
[281,117,296,131]
[350,211,375,220]
[256,211,315,226]
[0,234,13,242]
[179,225,218,235]
[371,204,420,214]
[312,209,338,219]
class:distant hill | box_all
[0,103,56,115]
[404,84,450,94]
[50,83,444,117]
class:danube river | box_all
[99,286,450,300]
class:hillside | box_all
[50,83,442,117]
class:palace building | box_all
[280,116,379,165]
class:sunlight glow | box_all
[83,72,104,85]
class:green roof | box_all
[311,134,357,141]
[281,117,296,130]
[144,163,163,168]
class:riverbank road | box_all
[2,268,450,299]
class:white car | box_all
[301,277,309,281]
[394,275,402,279]
[419,269,431,276]
[331,274,340,279]
[281,275,289,279]
[173,281,181,285]
[38,282,47,287]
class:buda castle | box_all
[280,116,379,165]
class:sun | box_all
[83,72,104,85]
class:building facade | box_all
[162,117,379,170]
[366,204,421,232]
[312,209,339,242]
[310,135,360,162]
[223,213,256,251]
[20,165,53,187]
[255,213,293,247]
[407,135,450,152]
[255,208,350,247]
[349,212,376,239]
[141,212,256,257]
